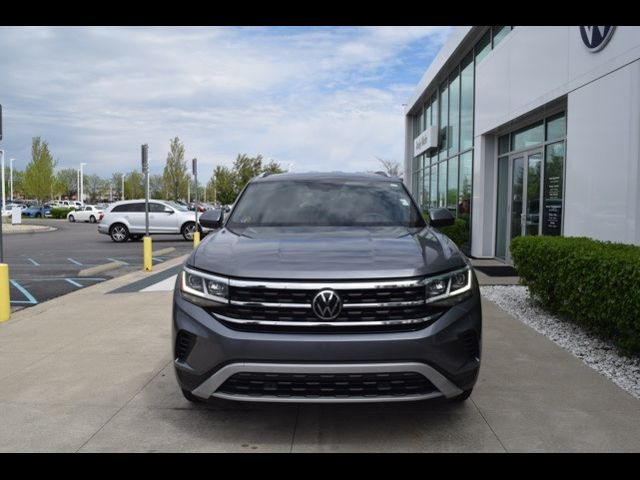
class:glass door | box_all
[504,150,542,262]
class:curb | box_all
[152,247,176,256]
[78,261,125,277]
[2,226,58,235]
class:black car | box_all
[173,172,482,403]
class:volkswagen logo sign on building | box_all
[580,26,615,52]
[312,290,342,320]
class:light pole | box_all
[79,163,87,206]
[9,158,14,202]
[121,173,125,201]
[1,150,5,214]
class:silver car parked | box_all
[98,199,205,242]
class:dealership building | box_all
[404,26,640,261]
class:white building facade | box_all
[404,26,640,261]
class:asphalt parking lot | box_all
[3,218,194,311]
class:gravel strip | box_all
[481,285,640,400]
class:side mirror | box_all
[199,209,223,229]
[428,208,455,228]
[224,205,231,213]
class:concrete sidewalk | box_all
[0,259,639,452]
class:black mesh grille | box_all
[217,371,437,398]
[175,330,196,361]
[228,285,425,305]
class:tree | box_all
[23,137,57,207]
[124,170,145,199]
[111,172,124,201]
[54,168,79,199]
[376,157,403,178]
[85,174,107,202]
[162,137,189,200]
[209,165,235,205]
[149,174,164,199]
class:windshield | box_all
[227,180,426,228]
[167,201,189,212]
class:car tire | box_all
[109,223,130,243]
[181,222,197,241]
[181,388,207,404]
[89,215,96,223]
[449,388,473,402]
[68,215,75,222]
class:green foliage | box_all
[208,154,286,205]
[162,137,189,200]
[124,170,145,199]
[50,207,74,219]
[510,236,640,355]
[23,137,57,203]
[422,211,470,250]
[55,168,79,199]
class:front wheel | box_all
[89,215,96,223]
[68,215,75,222]
[109,224,130,243]
[181,222,197,241]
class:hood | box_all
[188,226,467,280]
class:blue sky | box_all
[0,26,450,179]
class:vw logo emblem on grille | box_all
[312,290,342,320]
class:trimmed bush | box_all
[50,207,74,219]
[423,212,470,250]
[510,236,640,355]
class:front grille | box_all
[229,285,425,305]
[209,277,443,332]
[175,330,196,361]
[217,371,437,398]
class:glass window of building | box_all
[417,109,424,136]
[430,164,438,208]
[498,134,510,154]
[546,113,566,141]
[511,122,544,151]
[542,142,565,236]
[431,94,438,130]
[422,166,430,212]
[425,103,431,128]
[439,83,449,160]
[458,151,472,216]
[447,156,459,210]
[449,70,460,156]
[460,53,474,151]
[475,30,491,64]
[438,162,447,207]
[492,26,511,48]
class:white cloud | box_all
[0,26,450,179]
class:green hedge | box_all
[50,207,74,219]
[423,212,470,250]
[510,236,640,355]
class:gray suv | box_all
[173,172,481,403]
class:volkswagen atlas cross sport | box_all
[173,172,481,404]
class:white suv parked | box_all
[98,199,204,242]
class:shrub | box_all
[423,211,470,250]
[50,207,74,219]
[510,236,640,355]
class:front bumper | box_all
[172,283,482,403]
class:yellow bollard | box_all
[193,231,200,248]
[0,264,11,322]
[143,236,153,272]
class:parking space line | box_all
[65,278,83,288]
[9,280,38,305]
[153,257,164,262]
[27,258,40,266]
[107,258,129,265]
[67,258,83,266]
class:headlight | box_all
[180,267,229,306]
[424,266,473,305]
